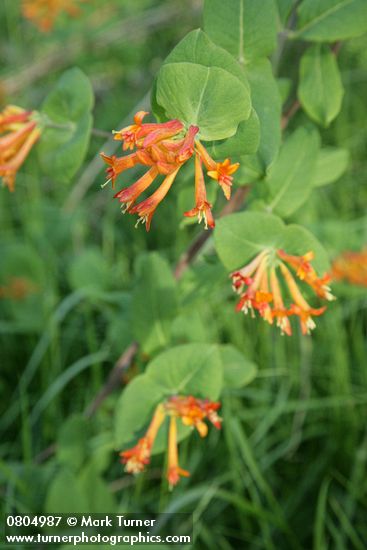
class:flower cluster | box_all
[120,395,222,489]
[331,248,367,287]
[22,0,86,32]
[0,105,41,192]
[101,111,239,231]
[231,249,335,335]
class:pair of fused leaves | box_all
[38,68,94,184]
[115,343,257,451]
[154,29,252,141]
[153,7,281,175]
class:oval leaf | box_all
[266,127,320,216]
[298,44,344,127]
[132,253,178,354]
[204,0,278,62]
[295,0,367,42]
[246,59,282,170]
[38,68,94,184]
[56,414,89,472]
[313,147,349,187]
[220,345,258,389]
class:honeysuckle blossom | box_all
[165,395,222,437]
[231,249,335,336]
[22,0,86,32]
[184,155,215,229]
[331,248,367,287]
[166,416,190,489]
[0,105,41,192]
[120,395,222,489]
[101,111,239,230]
[120,403,166,474]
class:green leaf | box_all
[204,0,278,62]
[214,212,285,270]
[313,147,349,186]
[210,109,260,158]
[246,59,282,169]
[78,462,116,513]
[266,127,320,216]
[147,344,222,398]
[152,29,251,126]
[45,468,89,513]
[164,30,250,92]
[276,0,297,25]
[114,344,223,449]
[68,248,111,297]
[38,68,93,184]
[172,310,213,344]
[88,432,115,474]
[298,45,344,127]
[295,0,367,42]
[156,62,251,141]
[132,253,178,354]
[234,155,265,183]
[214,211,330,273]
[56,414,89,472]
[114,376,164,449]
[220,345,257,389]
[277,77,292,105]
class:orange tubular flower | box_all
[165,395,222,437]
[167,417,190,489]
[184,156,215,229]
[231,249,335,336]
[22,0,86,32]
[101,112,240,230]
[196,140,239,200]
[277,249,334,301]
[0,105,41,192]
[128,167,180,230]
[119,395,222,488]
[331,248,367,287]
[120,403,165,474]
